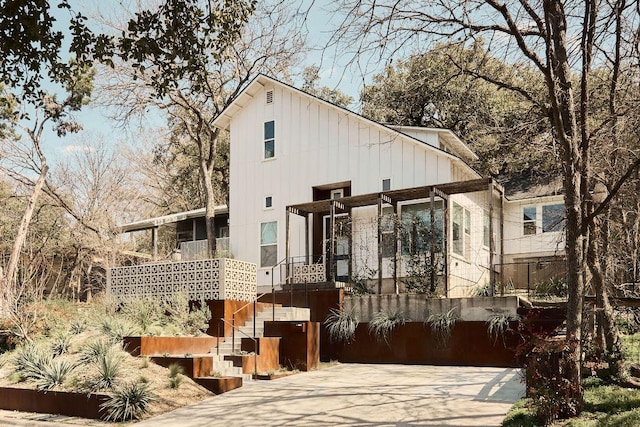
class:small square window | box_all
[331,189,343,199]
[265,196,273,208]
[382,178,391,191]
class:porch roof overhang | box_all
[119,205,229,233]
[286,178,504,216]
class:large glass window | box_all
[260,221,277,267]
[264,121,275,159]
[523,206,537,235]
[401,201,444,255]
[542,204,565,233]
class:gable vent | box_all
[266,89,274,104]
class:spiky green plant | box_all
[79,339,113,365]
[91,350,123,391]
[100,382,155,421]
[14,343,50,380]
[324,307,359,343]
[486,312,520,346]
[100,316,137,343]
[426,307,459,349]
[50,333,72,356]
[34,358,75,390]
[368,309,408,345]
[69,319,86,335]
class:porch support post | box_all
[305,213,310,265]
[393,201,399,293]
[152,226,158,261]
[430,188,438,292]
[377,194,383,295]
[488,180,495,296]
[286,208,290,284]
[443,195,450,297]
[499,186,505,296]
[329,201,335,282]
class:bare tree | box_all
[93,0,306,258]
[330,0,640,411]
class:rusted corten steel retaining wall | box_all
[264,321,320,371]
[333,321,521,367]
[123,335,220,356]
[0,387,109,419]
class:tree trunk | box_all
[1,163,49,309]
[201,159,217,259]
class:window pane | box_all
[523,207,536,221]
[524,222,537,235]
[264,140,275,158]
[264,121,274,139]
[382,178,391,191]
[483,212,490,247]
[261,245,277,267]
[543,204,565,232]
[464,209,471,235]
[265,196,272,208]
[452,203,463,255]
[260,221,277,244]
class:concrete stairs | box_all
[211,306,310,379]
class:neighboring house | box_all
[120,74,566,297]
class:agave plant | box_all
[426,307,459,349]
[50,333,72,357]
[79,339,113,365]
[100,382,155,421]
[14,343,50,380]
[368,309,408,345]
[91,350,124,391]
[324,307,359,343]
[34,358,75,391]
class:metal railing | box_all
[218,317,258,379]
[230,292,270,352]
[271,257,290,320]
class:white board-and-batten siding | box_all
[229,82,468,285]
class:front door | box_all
[324,214,350,282]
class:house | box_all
[119,74,566,297]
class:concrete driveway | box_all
[137,364,525,427]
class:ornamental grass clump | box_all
[486,311,520,346]
[167,363,184,389]
[324,307,359,343]
[426,307,459,349]
[100,381,155,422]
[368,309,408,345]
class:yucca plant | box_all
[100,382,155,421]
[79,339,113,365]
[486,312,520,346]
[91,350,123,391]
[324,307,359,343]
[50,333,72,356]
[34,358,75,391]
[14,343,50,380]
[69,319,86,335]
[101,316,137,343]
[368,309,408,345]
[426,307,459,349]
[167,363,184,389]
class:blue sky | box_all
[39,0,373,165]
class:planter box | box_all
[123,336,220,357]
[0,387,109,419]
[194,376,242,394]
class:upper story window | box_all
[542,204,565,233]
[265,196,273,209]
[264,121,275,159]
[382,178,391,191]
[523,206,537,235]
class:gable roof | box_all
[212,74,479,176]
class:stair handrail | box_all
[231,292,270,356]
[219,317,258,379]
[271,257,290,321]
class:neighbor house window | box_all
[382,178,391,191]
[401,201,444,255]
[265,196,273,209]
[542,203,565,233]
[523,206,537,235]
[452,203,467,257]
[264,121,275,159]
[483,211,490,247]
[381,206,396,258]
[260,221,277,267]
[331,189,343,199]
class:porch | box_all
[284,178,505,297]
